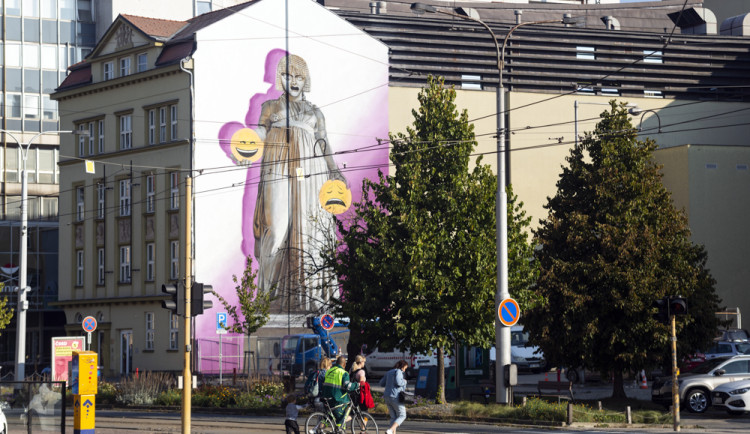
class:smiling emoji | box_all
[230,128,264,164]
[319,179,352,214]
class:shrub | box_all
[116,371,173,406]
[97,381,117,405]
[155,389,181,406]
[192,385,236,408]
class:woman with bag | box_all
[379,360,408,434]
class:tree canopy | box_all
[212,255,272,336]
[524,102,722,398]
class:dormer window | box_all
[120,57,131,77]
[103,61,114,80]
[137,53,148,72]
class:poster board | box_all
[51,336,85,383]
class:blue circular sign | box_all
[82,316,97,333]
[320,314,335,331]
[498,298,520,326]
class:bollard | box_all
[626,406,632,424]
[522,396,527,407]
[598,401,602,411]
[567,402,573,425]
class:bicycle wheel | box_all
[350,411,378,434]
[305,411,337,434]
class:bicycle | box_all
[305,391,378,434]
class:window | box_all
[103,61,114,80]
[88,122,95,155]
[643,50,663,64]
[170,172,180,210]
[145,174,155,213]
[577,46,595,60]
[576,83,595,94]
[145,312,154,350]
[78,127,86,156]
[146,243,155,281]
[137,53,148,72]
[170,241,179,280]
[96,182,105,219]
[120,245,131,283]
[169,313,179,350]
[119,57,130,76]
[76,250,84,286]
[97,248,105,285]
[98,119,105,153]
[170,105,178,140]
[119,114,132,150]
[644,90,663,98]
[76,186,85,221]
[148,109,155,145]
[461,75,482,90]
[119,179,131,216]
[159,107,167,143]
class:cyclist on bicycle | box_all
[321,355,359,426]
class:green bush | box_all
[116,371,173,406]
[97,381,117,405]
[155,389,181,406]
[192,385,236,408]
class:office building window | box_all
[146,243,155,281]
[170,241,179,280]
[88,122,95,155]
[577,46,596,60]
[159,107,167,143]
[98,119,105,153]
[169,313,179,350]
[148,109,155,145]
[76,186,85,221]
[97,182,105,219]
[120,245,131,283]
[119,179,131,216]
[137,53,148,72]
[78,128,86,156]
[170,105,178,140]
[103,61,114,80]
[120,57,130,76]
[119,114,132,150]
[97,248,105,285]
[76,250,84,286]
[170,172,179,210]
[145,174,155,213]
[643,50,663,64]
[145,312,154,350]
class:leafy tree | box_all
[212,256,272,337]
[525,102,722,398]
[507,185,541,312]
[0,297,12,332]
[332,76,496,403]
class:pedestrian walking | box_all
[350,354,375,412]
[283,394,305,434]
[379,360,408,434]
[305,356,332,410]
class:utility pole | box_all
[183,176,193,433]
[671,312,680,432]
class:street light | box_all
[411,2,576,404]
[628,107,662,134]
[0,128,86,381]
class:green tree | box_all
[0,297,12,332]
[525,102,722,398]
[212,256,272,337]
[507,185,541,312]
[333,76,497,403]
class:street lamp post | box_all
[1,128,83,381]
[411,2,575,404]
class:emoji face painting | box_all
[319,179,352,214]
[230,128,264,163]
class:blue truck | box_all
[280,316,347,377]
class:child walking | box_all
[284,394,305,434]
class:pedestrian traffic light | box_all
[191,282,213,316]
[162,282,184,316]
[669,296,688,315]
[652,297,668,324]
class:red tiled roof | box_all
[121,14,187,39]
[57,62,92,91]
[156,41,194,66]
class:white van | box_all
[490,325,547,373]
[363,346,454,378]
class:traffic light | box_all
[652,297,668,324]
[162,282,185,316]
[669,296,688,315]
[191,282,213,316]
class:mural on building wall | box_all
[218,51,349,312]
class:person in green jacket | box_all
[321,355,359,425]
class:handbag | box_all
[397,391,406,403]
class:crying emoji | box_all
[318,179,352,214]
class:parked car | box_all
[364,346,453,379]
[489,326,546,374]
[711,379,750,415]
[704,341,750,360]
[716,328,750,343]
[652,355,750,413]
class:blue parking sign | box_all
[217,312,228,334]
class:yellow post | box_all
[671,314,680,432]
[183,176,193,434]
[72,351,98,434]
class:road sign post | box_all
[497,298,520,327]
[320,314,334,331]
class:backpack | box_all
[305,370,321,397]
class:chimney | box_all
[514,10,523,24]
[369,1,387,15]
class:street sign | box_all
[320,314,335,331]
[497,298,520,327]
[216,312,228,334]
[82,316,97,333]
